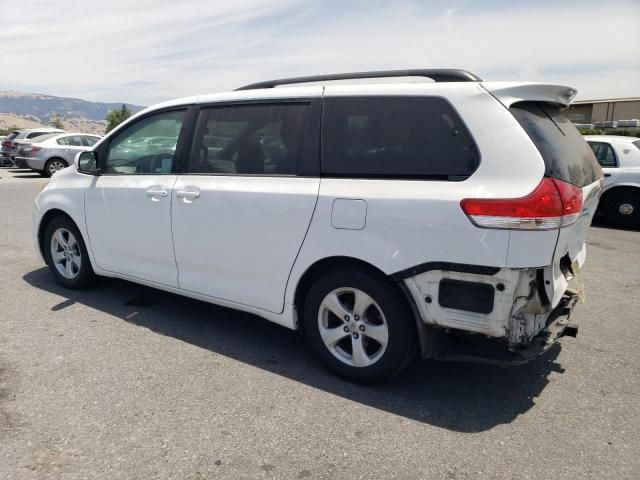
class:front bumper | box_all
[432,291,580,366]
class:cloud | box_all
[1,0,639,104]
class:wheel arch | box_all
[292,256,420,333]
[37,209,78,260]
[44,156,69,174]
[45,156,68,165]
[600,184,640,202]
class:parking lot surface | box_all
[1,166,639,479]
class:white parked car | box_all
[584,135,640,228]
[33,70,602,382]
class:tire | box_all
[303,267,417,383]
[43,216,95,289]
[44,158,68,177]
[601,189,640,229]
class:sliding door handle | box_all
[175,188,200,200]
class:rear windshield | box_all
[633,139,640,150]
[510,102,600,187]
[7,132,19,140]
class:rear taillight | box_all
[460,177,583,230]
[1,140,12,147]
[30,146,42,152]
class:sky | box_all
[1,0,639,106]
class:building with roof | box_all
[565,97,640,125]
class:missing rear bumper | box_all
[431,292,579,366]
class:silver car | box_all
[585,135,640,228]
[1,128,67,165]
[14,133,101,177]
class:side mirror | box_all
[76,151,101,175]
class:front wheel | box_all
[43,216,95,289]
[304,268,416,383]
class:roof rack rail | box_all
[235,69,482,91]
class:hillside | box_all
[0,90,144,135]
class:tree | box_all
[105,104,133,133]
[50,115,64,129]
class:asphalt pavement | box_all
[1,166,639,479]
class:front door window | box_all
[106,110,185,174]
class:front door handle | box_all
[146,186,169,199]
[604,173,611,178]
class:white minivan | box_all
[33,70,602,382]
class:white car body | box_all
[32,72,602,377]
[584,135,640,227]
[584,135,640,190]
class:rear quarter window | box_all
[321,96,479,180]
[510,102,601,187]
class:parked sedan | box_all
[585,135,640,228]
[14,133,101,177]
[1,128,66,166]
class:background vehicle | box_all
[14,132,101,176]
[585,135,640,228]
[33,70,602,382]
[0,135,8,165]
[1,128,66,165]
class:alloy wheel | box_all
[317,287,389,367]
[50,228,82,279]
[48,160,67,175]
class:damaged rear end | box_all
[404,84,603,364]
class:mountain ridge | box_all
[0,90,145,135]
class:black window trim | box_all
[79,134,101,147]
[181,98,322,178]
[588,140,618,168]
[95,105,197,176]
[319,94,481,182]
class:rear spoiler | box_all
[481,82,577,109]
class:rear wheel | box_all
[44,158,68,177]
[303,268,416,383]
[602,189,640,228]
[43,216,95,288]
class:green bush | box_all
[579,128,640,137]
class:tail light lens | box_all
[460,177,583,230]
[30,146,42,152]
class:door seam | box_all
[168,175,181,288]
